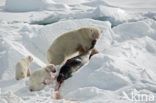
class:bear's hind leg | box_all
[51,54,65,65]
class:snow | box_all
[1,92,25,103]
[0,0,156,103]
[5,0,52,12]
[5,0,71,12]
[106,0,156,10]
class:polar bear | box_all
[15,56,33,80]
[47,26,102,65]
[29,64,56,91]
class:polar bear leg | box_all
[27,68,31,77]
[50,54,65,65]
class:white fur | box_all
[47,26,102,65]
[29,64,55,91]
[15,56,33,80]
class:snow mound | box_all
[92,6,131,26]
[31,5,133,27]
[113,19,156,42]
[60,54,130,100]
[62,54,129,92]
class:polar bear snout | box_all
[51,69,56,73]
[51,66,56,73]
[92,32,99,40]
[48,67,56,73]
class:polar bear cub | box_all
[29,64,56,91]
[15,56,33,80]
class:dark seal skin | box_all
[55,40,97,91]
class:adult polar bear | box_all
[47,27,102,65]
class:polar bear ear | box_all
[27,56,33,62]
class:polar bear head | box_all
[45,64,56,73]
[79,26,103,41]
[26,56,33,62]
